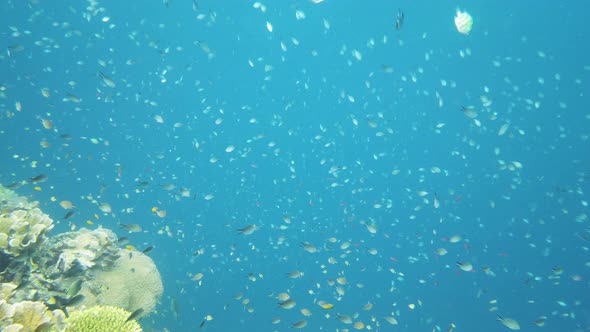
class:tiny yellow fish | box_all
[318,302,334,310]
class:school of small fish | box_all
[0,1,588,331]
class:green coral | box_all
[64,306,142,332]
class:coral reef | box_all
[80,250,163,317]
[63,305,142,332]
[0,184,163,331]
[0,207,54,258]
[0,188,54,302]
[0,283,17,300]
[0,300,53,332]
[0,185,37,212]
[37,228,121,278]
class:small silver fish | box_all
[119,223,142,233]
[99,72,116,88]
[237,224,258,235]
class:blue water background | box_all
[1,0,589,331]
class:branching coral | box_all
[64,305,142,332]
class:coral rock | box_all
[81,250,163,317]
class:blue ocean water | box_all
[1,0,589,331]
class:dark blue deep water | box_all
[1,1,589,331]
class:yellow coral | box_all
[0,283,17,301]
[64,306,142,332]
[3,323,24,332]
[0,299,15,320]
[9,301,51,332]
[0,208,53,257]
